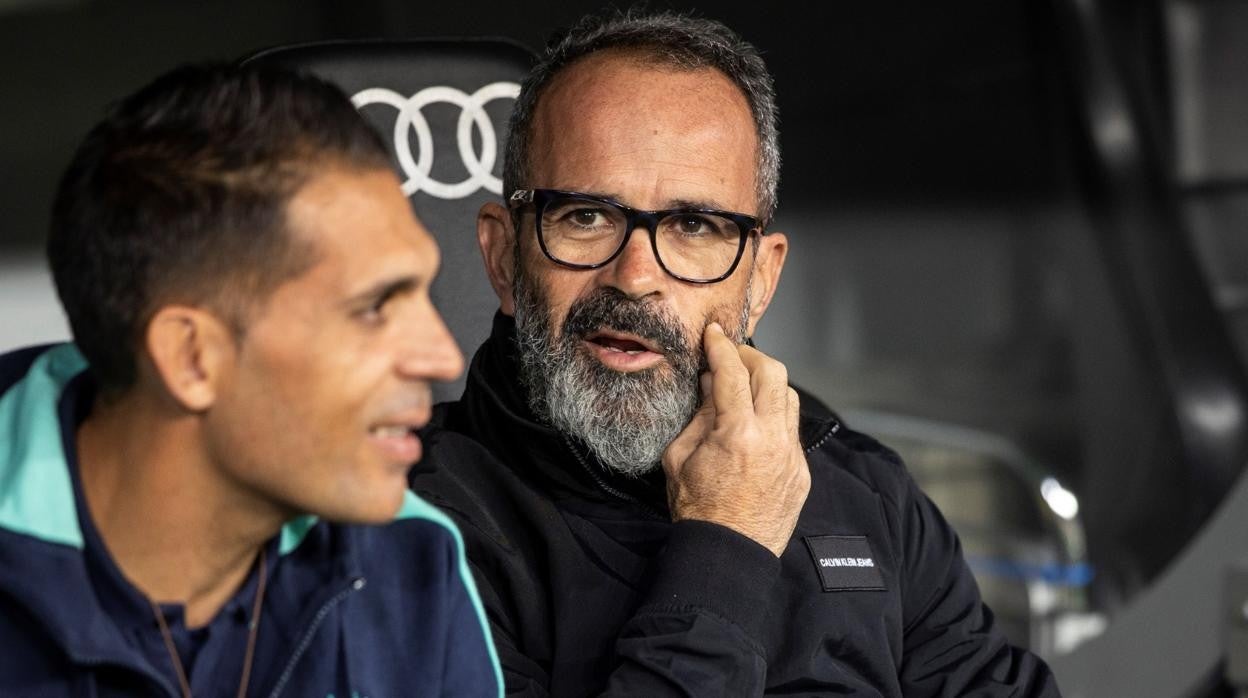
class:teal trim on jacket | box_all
[0,343,503,697]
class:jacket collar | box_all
[0,344,362,682]
[0,345,175,684]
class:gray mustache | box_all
[561,288,690,357]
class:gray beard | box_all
[512,264,750,477]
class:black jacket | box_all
[412,313,1060,696]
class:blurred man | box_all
[413,10,1059,697]
[0,64,501,696]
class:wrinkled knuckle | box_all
[757,357,784,385]
[758,382,778,409]
[771,360,789,387]
[737,421,765,445]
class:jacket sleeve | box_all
[600,519,777,696]
[464,556,554,696]
[480,519,778,697]
[895,473,1062,697]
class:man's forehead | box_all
[284,168,437,290]
[539,52,750,118]
[527,54,759,213]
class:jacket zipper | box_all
[265,577,366,698]
[805,419,841,455]
[561,434,666,520]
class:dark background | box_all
[0,1,1069,247]
[3,0,1247,671]
[0,0,1092,459]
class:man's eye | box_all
[677,215,716,236]
[357,298,390,324]
[568,208,607,227]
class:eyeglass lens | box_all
[539,195,743,281]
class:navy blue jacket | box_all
[0,344,503,697]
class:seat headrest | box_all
[243,39,535,402]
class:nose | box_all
[397,297,464,383]
[599,223,663,299]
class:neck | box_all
[76,392,286,627]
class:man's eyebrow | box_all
[345,275,421,307]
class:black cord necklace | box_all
[148,548,268,698]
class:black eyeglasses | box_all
[508,189,763,284]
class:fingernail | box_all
[708,322,723,334]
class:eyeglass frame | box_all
[508,188,765,284]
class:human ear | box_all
[745,231,789,337]
[477,201,518,316]
[143,306,236,412]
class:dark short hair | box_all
[47,63,391,395]
[503,9,781,224]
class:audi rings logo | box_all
[352,82,520,200]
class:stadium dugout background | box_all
[2,0,1247,695]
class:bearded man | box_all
[412,10,1060,697]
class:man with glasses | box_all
[413,10,1059,696]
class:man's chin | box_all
[308,480,409,526]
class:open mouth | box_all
[368,425,422,465]
[591,336,650,354]
[367,400,430,465]
[582,329,666,371]
[369,425,417,439]
[584,329,663,355]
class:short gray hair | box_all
[503,9,781,225]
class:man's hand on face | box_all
[661,323,812,558]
